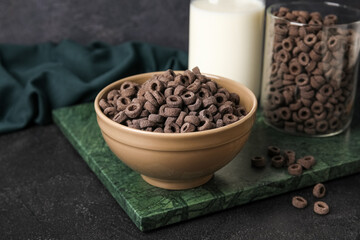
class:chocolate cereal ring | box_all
[153,127,164,133]
[124,103,142,119]
[275,24,288,36]
[219,104,234,115]
[197,119,213,131]
[144,101,158,114]
[214,93,228,106]
[207,104,218,115]
[116,96,131,111]
[314,112,327,121]
[203,96,217,107]
[217,88,230,99]
[284,121,296,131]
[216,119,224,128]
[197,88,211,100]
[99,99,110,110]
[289,100,302,111]
[278,107,291,120]
[206,81,218,94]
[184,69,196,84]
[148,79,165,92]
[223,114,239,125]
[313,41,327,54]
[268,146,280,157]
[314,201,330,215]
[292,46,301,57]
[140,109,150,117]
[284,150,296,166]
[304,34,317,47]
[295,73,309,86]
[120,82,137,97]
[213,112,222,122]
[300,89,315,99]
[324,14,337,25]
[282,38,294,51]
[230,92,240,105]
[271,155,285,168]
[327,35,341,51]
[181,91,196,105]
[304,127,316,135]
[199,109,213,121]
[298,155,316,169]
[164,122,180,133]
[164,87,174,98]
[319,84,333,97]
[311,101,324,114]
[174,85,186,96]
[251,156,267,168]
[191,66,201,75]
[309,50,321,61]
[298,52,310,66]
[188,98,202,111]
[298,107,311,120]
[148,114,164,123]
[180,122,196,133]
[288,163,303,176]
[112,111,127,123]
[164,107,181,117]
[292,196,308,209]
[316,120,329,133]
[304,118,316,128]
[289,60,302,75]
[174,75,189,86]
[184,115,201,126]
[297,40,311,53]
[107,89,120,101]
[278,49,291,62]
[305,60,317,73]
[288,25,299,37]
[313,183,326,198]
[175,111,187,126]
[166,95,182,108]
[187,79,201,92]
[139,119,156,129]
[310,75,326,89]
[104,107,116,116]
[164,117,176,126]
[144,91,159,108]
[151,91,165,105]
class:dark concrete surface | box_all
[1,0,360,239]
[0,0,190,51]
[1,125,360,239]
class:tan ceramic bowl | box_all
[94,71,257,190]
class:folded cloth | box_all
[0,40,188,134]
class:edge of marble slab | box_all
[52,104,360,231]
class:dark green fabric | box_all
[0,40,188,134]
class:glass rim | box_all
[267,1,360,27]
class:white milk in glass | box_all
[189,0,265,98]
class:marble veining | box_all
[52,103,360,231]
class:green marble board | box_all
[52,103,360,231]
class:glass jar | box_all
[261,2,360,136]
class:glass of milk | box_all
[188,0,265,98]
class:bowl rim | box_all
[94,71,258,139]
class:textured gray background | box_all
[1,0,360,239]
[0,0,191,50]
[0,0,359,51]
